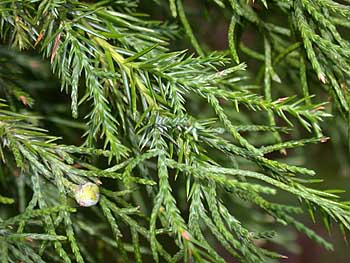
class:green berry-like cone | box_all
[74,182,100,207]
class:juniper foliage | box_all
[0,0,350,262]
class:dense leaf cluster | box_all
[0,0,349,262]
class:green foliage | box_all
[0,0,350,262]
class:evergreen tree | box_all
[0,0,349,262]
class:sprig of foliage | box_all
[0,1,350,262]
